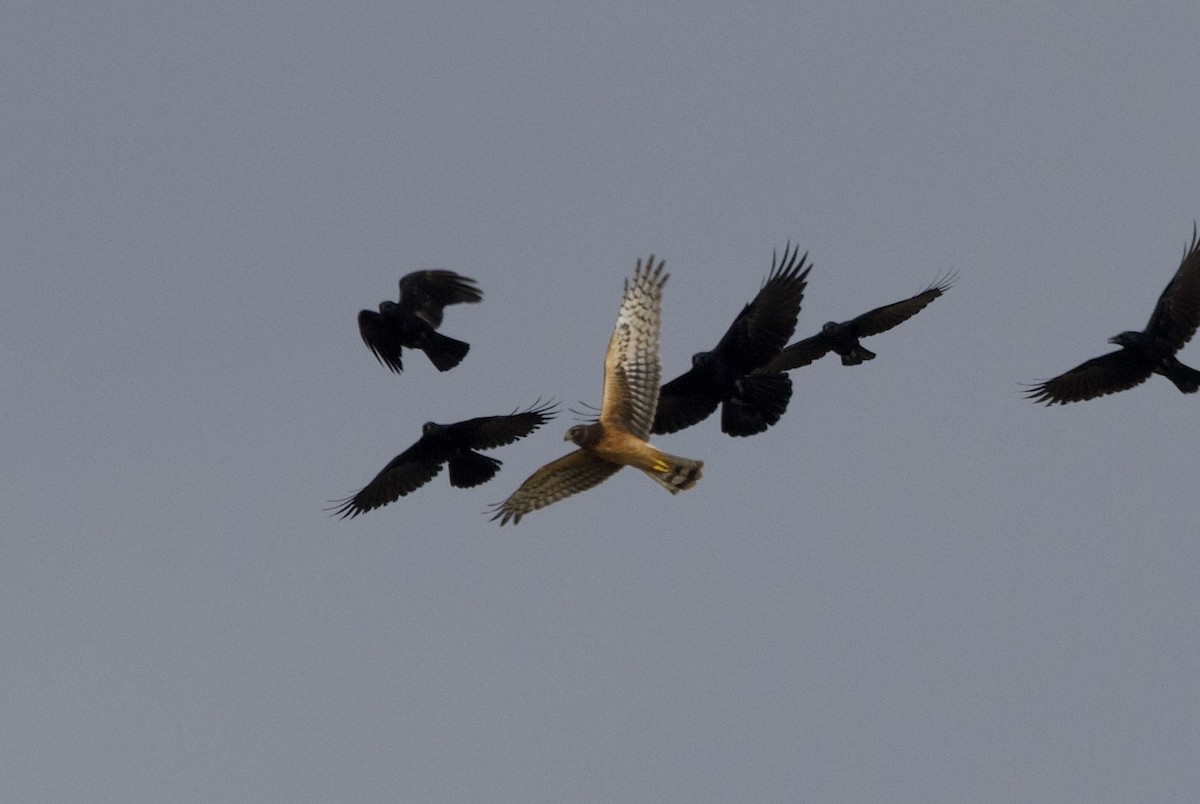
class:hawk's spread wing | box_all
[357,309,405,373]
[399,270,483,328]
[1024,349,1155,405]
[489,450,622,525]
[446,400,557,451]
[599,256,667,440]
[846,271,957,339]
[1145,224,1200,351]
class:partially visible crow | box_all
[760,271,956,371]
[653,243,810,438]
[358,270,482,373]
[1026,226,1200,405]
[329,401,556,519]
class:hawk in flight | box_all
[760,271,956,372]
[653,243,811,437]
[329,401,556,519]
[358,270,482,373]
[490,257,703,526]
[1026,226,1200,405]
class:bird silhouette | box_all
[652,243,810,437]
[760,270,955,372]
[1026,226,1200,405]
[358,270,482,373]
[490,257,702,526]
[330,401,556,519]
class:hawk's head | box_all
[565,423,603,448]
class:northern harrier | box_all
[358,270,482,373]
[329,401,556,519]
[490,257,703,526]
[760,271,955,372]
[1026,226,1200,405]
[653,243,810,437]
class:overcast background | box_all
[4,2,1200,802]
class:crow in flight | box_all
[1025,226,1200,405]
[652,243,810,437]
[358,270,482,373]
[759,271,956,371]
[330,401,556,519]
[490,258,702,526]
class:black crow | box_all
[653,243,810,437]
[358,270,482,373]
[330,401,556,519]
[760,271,955,371]
[1026,226,1200,405]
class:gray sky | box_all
[5,2,1200,801]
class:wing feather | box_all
[757,331,835,372]
[489,450,621,525]
[328,438,445,518]
[448,400,558,451]
[652,368,722,434]
[709,243,811,370]
[357,309,405,373]
[599,256,667,439]
[847,270,957,339]
[1145,224,1200,350]
[399,270,483,328]
[1024,349,1154,405]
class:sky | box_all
[4,2,1200,801]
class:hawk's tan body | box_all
[491,257,703,525]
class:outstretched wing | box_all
[846,271,957,338]
[399,270,483,328]
[1145,224,1200,350]
[653,244,809,433]
[709,242,811,371]
[599,256,668,440]
[358,309,405,373]
[652,368,723,434]
[757,331,835,372]
[488,450,621,525]
[328,437,446,518]
[1024,349,1154,405]
[447,400,558,451]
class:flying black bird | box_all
[759,271,956,371]
[652,243,810,437]
[1025,226,1200,405]
[358,270,482,373]
[329,401,556,519]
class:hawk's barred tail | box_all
[643,452,703,494]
